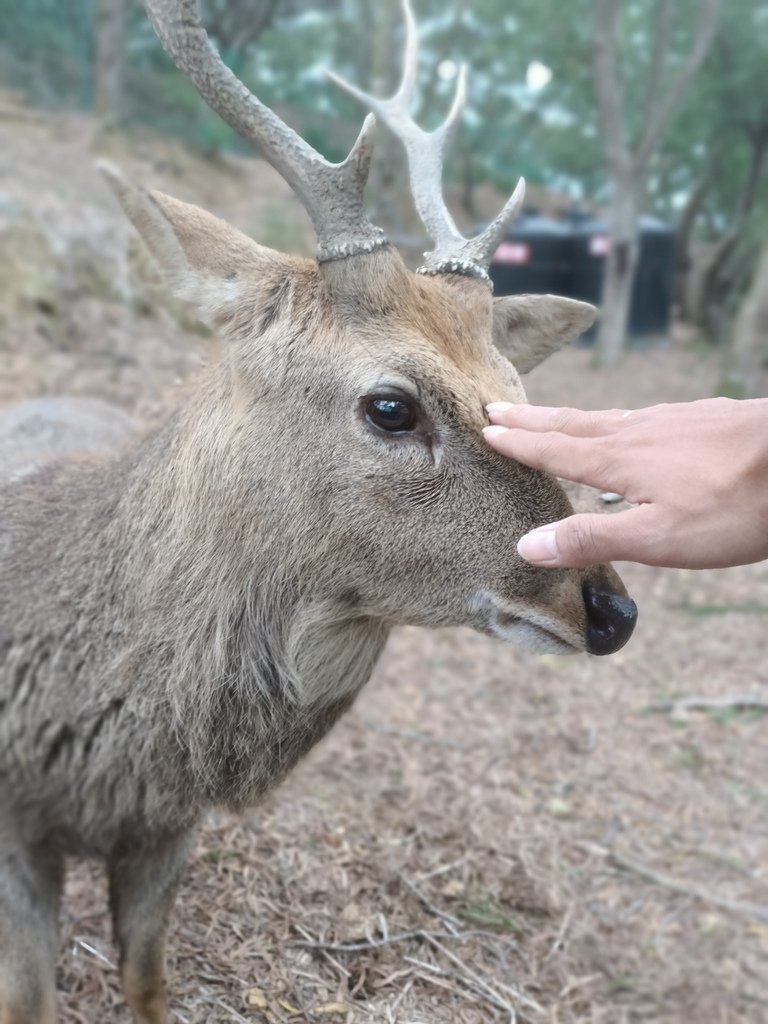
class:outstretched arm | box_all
[483,397,768,569]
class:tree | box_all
[94,0,127,121]
[730,246,768,398]
[683,5,768,338]
[203,0,281,74]
[592,0,722,367]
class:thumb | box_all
[518,506,659,568]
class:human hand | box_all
[483,397,768,569]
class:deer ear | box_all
[492,294,597,373]
[98,161,285,324]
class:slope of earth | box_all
[1,110,766,1024]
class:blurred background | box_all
[1,4,768,1023]
[1,0,767,382]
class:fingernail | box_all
[485,402,514,414]
[518,526,559,564]
[483,425,508,440]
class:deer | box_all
[0,1,637,1022]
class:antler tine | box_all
[144,0,386,263]
[330,0,525,287]
[461,176,526,270]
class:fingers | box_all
[483,425,618,491]
[486,403,631,437]
[517,505,671,569]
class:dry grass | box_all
[2,111,767,1023]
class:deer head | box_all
[102,0,636,663]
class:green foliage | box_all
[0,0,94,107]
[1,0,766,247]
[456,892,524,934]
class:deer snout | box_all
[582,581,637,656]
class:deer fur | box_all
[0,181,634,1023]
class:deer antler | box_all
[329,0,525,287]
[144,0,386,263]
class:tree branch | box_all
[641,0,673,133]
[593,0,628,175]
[636,0,722,169]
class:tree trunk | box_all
[692,126,768,339]
[730,247,768,398]
[591,0,722,365]
[93,0,126,122]
[673,158,716,318]
[596,182,641,369]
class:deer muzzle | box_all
[473,569,637,657]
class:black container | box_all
[490,210,676,339]
[488,210,573,298]
[631,216,676,336]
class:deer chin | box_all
[471,591,585,655]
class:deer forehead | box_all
[230,255,525,424]
[347,274,526,417]
[350,331,524,425]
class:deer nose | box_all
[582,582,637,656]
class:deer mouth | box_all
[471,592,585,655]
[495,612,581,654]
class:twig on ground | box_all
[399,873,463,934]
[293,922,351,980]
[415,856,468,883]
[293,927,536,1022]
[543,903,575,963]
[362,719,468,750]
[645,692,768,714]
[192,986,250,1024]
[290,927,522,956]
[389,976,414,1014]
[424,932,541,1019]
[72,937,116,970]
[405,953,518,1018]
[609,850,768,923]
[556,974,600,1002]
[289,929,438,954]
[212,996,250,1023]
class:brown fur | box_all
[0,186,630,1023]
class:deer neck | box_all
[107,394,390,807]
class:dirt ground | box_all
[1,109,767,1024]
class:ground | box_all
[1,107,767,1024]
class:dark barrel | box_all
[490,209,676,341]
[488,210,573,298]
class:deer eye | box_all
[365,396,419,433]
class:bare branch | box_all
[640,0,673,133]
[204,0,280,55]
[636,0,723,169]
[593,0,628,176]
